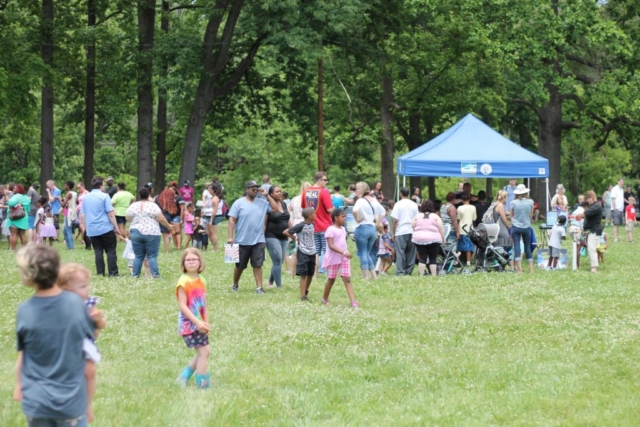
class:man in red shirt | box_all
[301,171,334,275]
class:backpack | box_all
[482,202,498,224]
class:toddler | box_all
[14,245,96,426]
[38,197,58,246]
[625,196,636,242]
[320,209,358,307]
[58,263,107,423]
[547,215,566,270]
[597,231,609,263]
[377,223,393,275]
[192,217,208,249]
[183,204,195,248]
[175,248,211,389]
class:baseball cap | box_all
[245,180,259,188]
[184,180,190,186]
[144,182,153,189]
[106,176,114,182]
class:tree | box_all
[136,0,155,189]
[40,0,54,190]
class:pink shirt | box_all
[179,186,194,203]
[322,225,348,267]
[412,213,443,244]
[184,212,194,234]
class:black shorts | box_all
[115,215,127,225]
[53,213,60,230]
[416,242,441,265]
[182,330,209,348]
[296,251,316,277]
[236,243,266,270]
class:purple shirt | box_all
[178,186,194,203]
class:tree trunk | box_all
[40,0,54,190]
[179,81,214,185]
[155,0,169,190]
[136,0,155,190]
[380,75,395,199]
[537,83,563,206]
[424,118,436,201]
[408,112,422,193]
[83,0,96,187]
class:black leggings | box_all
[416,243,441,265]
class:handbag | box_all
[9,201,25,220]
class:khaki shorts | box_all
[626,220,635,232]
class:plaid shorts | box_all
[326,259,351,279]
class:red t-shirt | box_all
[625,204,635,221]
[301,186,333,232]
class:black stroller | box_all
[467,223,510,272]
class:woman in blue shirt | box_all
[510,184,534,273]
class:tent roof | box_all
[397,113,548,178]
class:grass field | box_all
[1,224,639,426]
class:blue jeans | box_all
[314,232,327,274]
[354,224,376,270]
[63,220,75,249]
[266,237,288,287]
[512,226,532,262]
[130,229,160,277]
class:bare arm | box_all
[107,211,121,235]
[177,287,209,333]
[326,235,352,258]
[13,351,22,401]
[227,217,236,242]
[448,205,460,238]
[155,212,174,230]
[434,215,445,241]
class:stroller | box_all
[468,223,510,272]
[436,224,469,275]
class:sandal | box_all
[321,299,331,306]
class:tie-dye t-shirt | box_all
[175,274,207,336]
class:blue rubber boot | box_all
[176,366,195,386]
[195,373,210,389]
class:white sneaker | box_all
[614,239,620,242]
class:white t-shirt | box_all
[611,185,624,211]
[549,224,566,249]
[353,197,385,227]
[202,190,213,216]
[391,198,419,236]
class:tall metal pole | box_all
[318,57,324,171]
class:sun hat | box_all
[513,184,530,195]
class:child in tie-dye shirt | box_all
[175,248,210,389]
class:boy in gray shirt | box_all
[14,245,95,427]
[284,207,317,301]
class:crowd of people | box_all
[8,170,635,426]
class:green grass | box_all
[1,225,639,426]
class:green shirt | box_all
[111,191,135,217]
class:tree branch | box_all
[388,102,405,111]
[561,93,585,110]
[565,53,603,70]
[394,116,410,143]
[510,99,542,119]
[210,0,245,78]
[96,9,123,25]
[562,121,581,129]
[169,4,204,12]
[203,0,230,72]
[212,34,267,100]
[574,73,599,84]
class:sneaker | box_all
[614,239,619,242]
[545,266,554,271]
[379,272,388,276]
[300,295,309,302]
[351,301,359,308]
[321,299,331,306]
[231,285,238,292]
[256,287,265,294]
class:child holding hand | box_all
[14,245,95,426]
[58,263,107,423]
[321,208,358,307]
[175,248,211,389]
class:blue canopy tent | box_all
[396,113,550,209]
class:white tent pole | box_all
[546,178,550,213]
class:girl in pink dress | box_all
[321,208,358,307]
[183,204,195,248]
